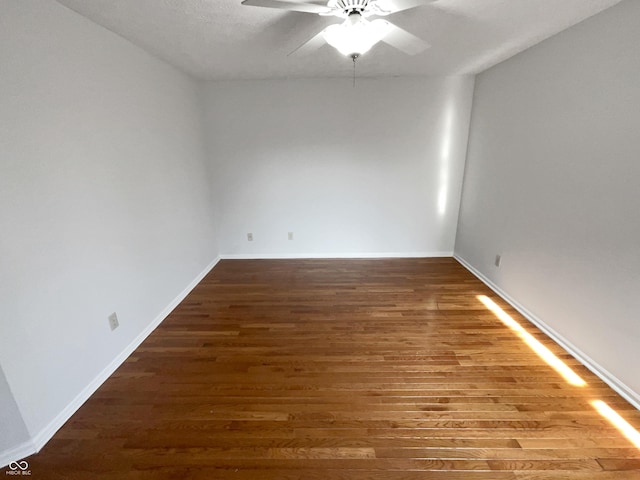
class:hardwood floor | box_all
[26,258,640,479]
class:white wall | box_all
[456,0,640,402]
[0,0,218,458]
[204,77,474,258]
[0,367,29,456]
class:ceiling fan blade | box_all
[380,21,429,55]
[373,0,434,15]
[241,0,331,14]
[288,29,327,56]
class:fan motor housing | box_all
[332,0,369,15]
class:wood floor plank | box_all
[25,258,640,478]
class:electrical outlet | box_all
[108,312,119,331]
[288,232,293,241]
[495,255,502,267]
[247,233,253,241]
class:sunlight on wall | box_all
[477,295,587,387]
[437,187,448,217]
[592,400,640,449]
[437,103,454,217]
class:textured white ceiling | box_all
[55,0,623,80]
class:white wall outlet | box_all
[288,232,293,241]
[247,233,253,241]
[108,312,119,331]
[495,254,502,267]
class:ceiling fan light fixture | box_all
[322,14,390,56]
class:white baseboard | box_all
[454,254,640,411]
[220,251,453,260]
[1,256,221,467]
[0,440,35,472]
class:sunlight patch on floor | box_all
[477,295,586,387]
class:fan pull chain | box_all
[351,53,359,88]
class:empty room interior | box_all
[2,0,640,477]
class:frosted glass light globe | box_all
[323,13,390,56]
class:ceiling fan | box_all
[241,0,434,59]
